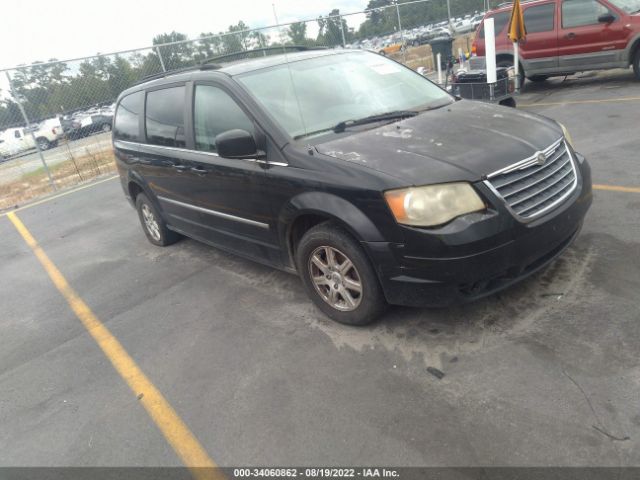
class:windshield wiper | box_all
[333,110,419,133]
[292,109,424,140]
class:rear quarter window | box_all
[479,12,511,38]
[145,86,186,148]
[114,91,143,142]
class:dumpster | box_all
[429,36,453,69]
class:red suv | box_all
[472,0,640,83]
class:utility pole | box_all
[155,47,166,72]
[395,1,406,63]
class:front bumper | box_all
[364,153,592,307]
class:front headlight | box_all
[558,122,575,150]
[384,182,485,227]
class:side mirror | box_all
[598,13,615,23]
[215,129,262,159]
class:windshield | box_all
[608,0,640,12]
[236,51,452,139]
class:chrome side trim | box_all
[484,140,579,223]
[114,140,288,167]
[157,196,270,229]
[486,137,564,178]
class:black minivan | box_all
[113,48,592,325]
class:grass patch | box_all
[0,147,117,211]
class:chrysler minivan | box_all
[113,48,592,325]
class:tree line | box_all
[0,0,484,130]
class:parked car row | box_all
[346,12,485,52]
[0,103,115,163]
[59,103,114,140]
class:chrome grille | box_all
[485,138,578,220]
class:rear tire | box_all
[135,193,180,247]
[36,137,51,151]
[296,221,387,326]
[633,49,640,81]
[528,75,548,82]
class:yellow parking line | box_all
[519,96,640,107]
[593,184,640,194]
[7,211,223,480]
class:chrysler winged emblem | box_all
[536,152,546,166]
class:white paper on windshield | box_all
[369,63,401,75]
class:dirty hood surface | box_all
[315,100,563,185]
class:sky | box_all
[0,0,369,70]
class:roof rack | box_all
[494,0,539,8]
[136,63,221,86]
[134,45,328,87]
[200,45,328,65]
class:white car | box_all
[0,122,63,159]
[453,20,475,34]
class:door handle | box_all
[565,32,576,40]
[190,166,208,175]
[172,164,188,172]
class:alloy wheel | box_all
[141,203,161,242]
[308,246,363,311]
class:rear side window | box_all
[114,92,142,141]
[524,3,556,33]
[145,86,186,148]
[479,12,511,38]
[562,0,612,28]
[193,85,254,153]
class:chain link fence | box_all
[0,0,486,211]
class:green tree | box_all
[153,31,195,69]
[317,9,350,47]
[288,22,308,44]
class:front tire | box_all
[296,221,387,326]
[135,193,179,246]
[633,49,640,81]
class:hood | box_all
[315,100,563,185]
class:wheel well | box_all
[288,214,331,260]
[496,54,524,75]
[128,181,143,202]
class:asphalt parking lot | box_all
[1,69,639,469]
